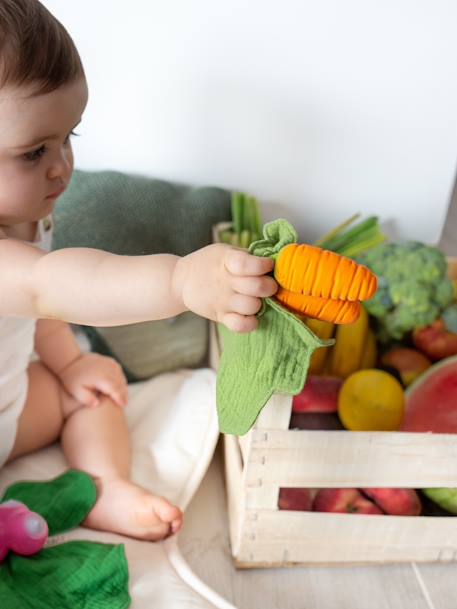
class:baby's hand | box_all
[174,244,278,333]
[58,353,128,408]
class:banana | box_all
[305,318,335,374]
[359,328,377,370]
[328,306,369,378]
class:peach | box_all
[313,488,383,515]
[292,375,343,413]
[361,488,421,516]
[413,320,457,361]
[278,488,313,511]
[380,348,431,386]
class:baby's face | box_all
[0,77,88,225]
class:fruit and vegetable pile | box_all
[278,215,457,518]
[219,194,457,517]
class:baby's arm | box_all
[0,239,276,332]
[34,319,81,375]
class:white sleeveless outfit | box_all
[0,216,53,466]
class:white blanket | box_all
[0,368,235,609]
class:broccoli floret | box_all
[435,279,455,307]
[358,241,454,342]
[442,303,457,332]
[365,285,392,317]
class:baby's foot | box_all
[84,477,183,540]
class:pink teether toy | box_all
[0,500,48,560]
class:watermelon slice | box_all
[401,355,457,433]
[421,488,457,514]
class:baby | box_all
[0,0,276,540]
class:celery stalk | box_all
[240,230,251,249]
[244,196,254,235]
[220,229,233,244]
[231,192,244,238]
[247,195,262,238]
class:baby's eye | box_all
[23,145,47,162]
[64,130,79,145]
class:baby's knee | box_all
[96,395,127,417]
[60,389,124,420]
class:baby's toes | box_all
[153,496,183,534]
[171,514,183,535]
[137,494,183,539]
[154,495,182,521]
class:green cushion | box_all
[52,169,231,381]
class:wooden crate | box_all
[212,225,457,568]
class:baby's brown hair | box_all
[0,0,84,95]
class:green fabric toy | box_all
[0,470,130,609]
[216,220,334,436]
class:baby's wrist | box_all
[54,352,83,378]
[171,256,188,314]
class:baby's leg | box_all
[8,361,183,540]
[62,394,183,539]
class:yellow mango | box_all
[328,305,369,378]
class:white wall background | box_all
[43,0,457,243]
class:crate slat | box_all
[245,429,457,488]
[235,510,457,566]
[224,432,245,557]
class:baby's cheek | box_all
[0,166,37,220]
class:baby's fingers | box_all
[115,382,129,407]
[95,378,128,408]
[231,275,277,298]
[74,385,101,408]
[230,294,262,316]
[225,250,274,277]
[222,312,259,333]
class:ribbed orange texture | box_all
[275,243,377,301]
[276,288,362,324]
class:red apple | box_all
[380,348,431,386]
[360,488,421,516]
[278,488,313,511]
[292,376,343,413]
[289,412,345,431]
[313,488,383,515]
[413,320,457,361]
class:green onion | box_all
[314,213,361,248]
[315,215,386,258]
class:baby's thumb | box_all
[75,386,100,408]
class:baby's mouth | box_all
[46,186,66,199]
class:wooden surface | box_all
[179,443,457,609]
